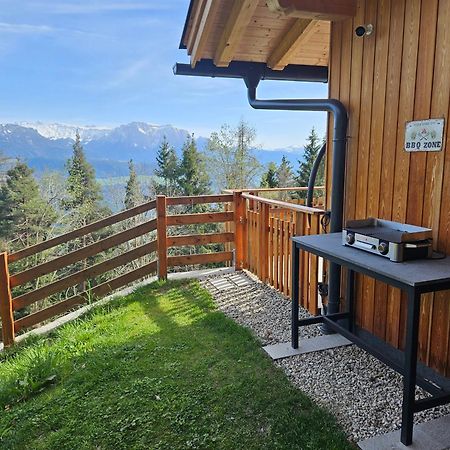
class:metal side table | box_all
[291,233,450,446]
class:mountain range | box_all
[0,121,304,178]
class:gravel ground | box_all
[201,271,450,444]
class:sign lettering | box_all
[404,118,445,152]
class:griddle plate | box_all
[347,226,409,243]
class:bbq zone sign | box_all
[404,118,445,152]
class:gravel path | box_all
[201,271,450,444]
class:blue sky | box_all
[0,0,328,148]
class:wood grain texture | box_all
[14,261,157,332]
[166,194,233,206]
[12,241,157,310]
[331,0,450,375]
[8,200,156,263]
[166,212,234,226]
[156,196,168,280]
[0,253,14,346]
[10,219,157,288]
[268,19,317,69]
[357,0,378,334]
[167,251,233,267]
[214,0,260,67]
[167,232,234,248]
[182,0,331,67]
[369,0,390,338]
[266,0,357,21]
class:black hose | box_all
[307,142,326,208]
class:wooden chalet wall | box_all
[327,0,450,376]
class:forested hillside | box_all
[0,121,323,335]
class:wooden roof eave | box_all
[180,0,349,70]
[266,0,357,21]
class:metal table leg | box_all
[291,242,299,349]
[346,268,355,332]
[401,287,421,446]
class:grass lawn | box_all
[0,280,352,450]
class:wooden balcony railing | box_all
[232,190,326,314]
[0,189,325,347]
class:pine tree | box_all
[0,162,56,249]
[63,133,101,211]
[61,133,110,287]
[276,156,295,188]
[62,132,107,225]
[260,162,278,188]
[154,136,179,196]
[124,159,143,209]
[296,127,324,199]
[179,134,211,196]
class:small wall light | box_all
[355,24,374,37]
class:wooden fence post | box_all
[156,196,168,280]
[233,191,245,270]
[0,252,14,347]
[260,203,270,282]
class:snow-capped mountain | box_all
[19,122,110,141]
[0,121,303,178]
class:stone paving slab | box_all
[358,414,450,450]
[263,334,352,360]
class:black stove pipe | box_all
[246,80,348,330]
[307,142,327,208]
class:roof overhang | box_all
[266,0,357,21]
[179,0,356,71]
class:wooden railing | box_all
[0,194,235,346]
[157,194,234,276]
[0,189,325,347]
[233,189,326,315]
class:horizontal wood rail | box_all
[241,193,325,215]
[14,260,158,332]
[8,200,156,263]
[166,194,233,206]
[237,190,323,314]
[0,189,326,347]
[168,251,233,267]
[223,186,325,194]
[167,232,234,247]
[10,219,157,288]
[13,240,157,310]
[166,211,234,226]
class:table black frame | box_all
[291,233,450,446]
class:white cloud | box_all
[0,21,109,41]
[0,22,55,34]
[104,58,152,89]
[30,1,174,15]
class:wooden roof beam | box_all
[268,19,318,70]
[185,0,206,53]
[267,0,357,21]
[190,0,220,68]
[214,0,260,67]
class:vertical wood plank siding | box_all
[328,0,450,375]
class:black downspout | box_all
[307,142,326,208]
[246,80,348,330]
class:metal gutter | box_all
[173,60,328,83]
[246,79,348,330]
[174,60,348,333]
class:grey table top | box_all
[292,233,450,289]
